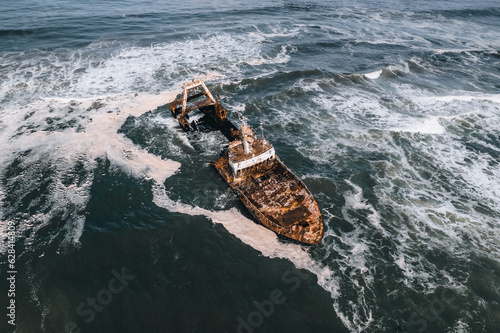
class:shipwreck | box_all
[169,79,323,244]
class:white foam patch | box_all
[386,138,499,232]
[393,252,436,289]
[0,91,181,251]
[448,319,470,333]
[390,116,446,134]
[272,74,500,323]
[250,25,301,39]
[0,31,290,107]
[361,61,414,81]
[322,227,375,331]
[435,48,490,54]
[245,44,293,66]
[426,94,500,104]
[377,108,500,289]
[363,70,382,79]
[73,34,263,96]
[344,180,386,235]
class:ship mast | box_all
[239,113,251,155]
[260,120,266,143]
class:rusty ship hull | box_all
[169,79,324,245]
[212,154,323,244]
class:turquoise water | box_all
[1,1,500,332]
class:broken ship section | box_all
[169,80,323,245]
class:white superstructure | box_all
[229,146,275,173]
[227,117,275,178]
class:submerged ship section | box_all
[169,80,323,245]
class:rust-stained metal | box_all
[169,79,323,245]
[169,79,217,131]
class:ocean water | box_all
[1,0,500,332]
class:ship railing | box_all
[230,146,275,174]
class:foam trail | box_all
[152,182,337,286]
[0,90,181,249]
[148,180,374,330]
[150,182,380,331]
[152,179,380,332]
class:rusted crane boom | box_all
[169,79,223,130]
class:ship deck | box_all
[232,160,320,229]
[212,155,323,244]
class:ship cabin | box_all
[228,124,275,179]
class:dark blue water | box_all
[1,1,500,332]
